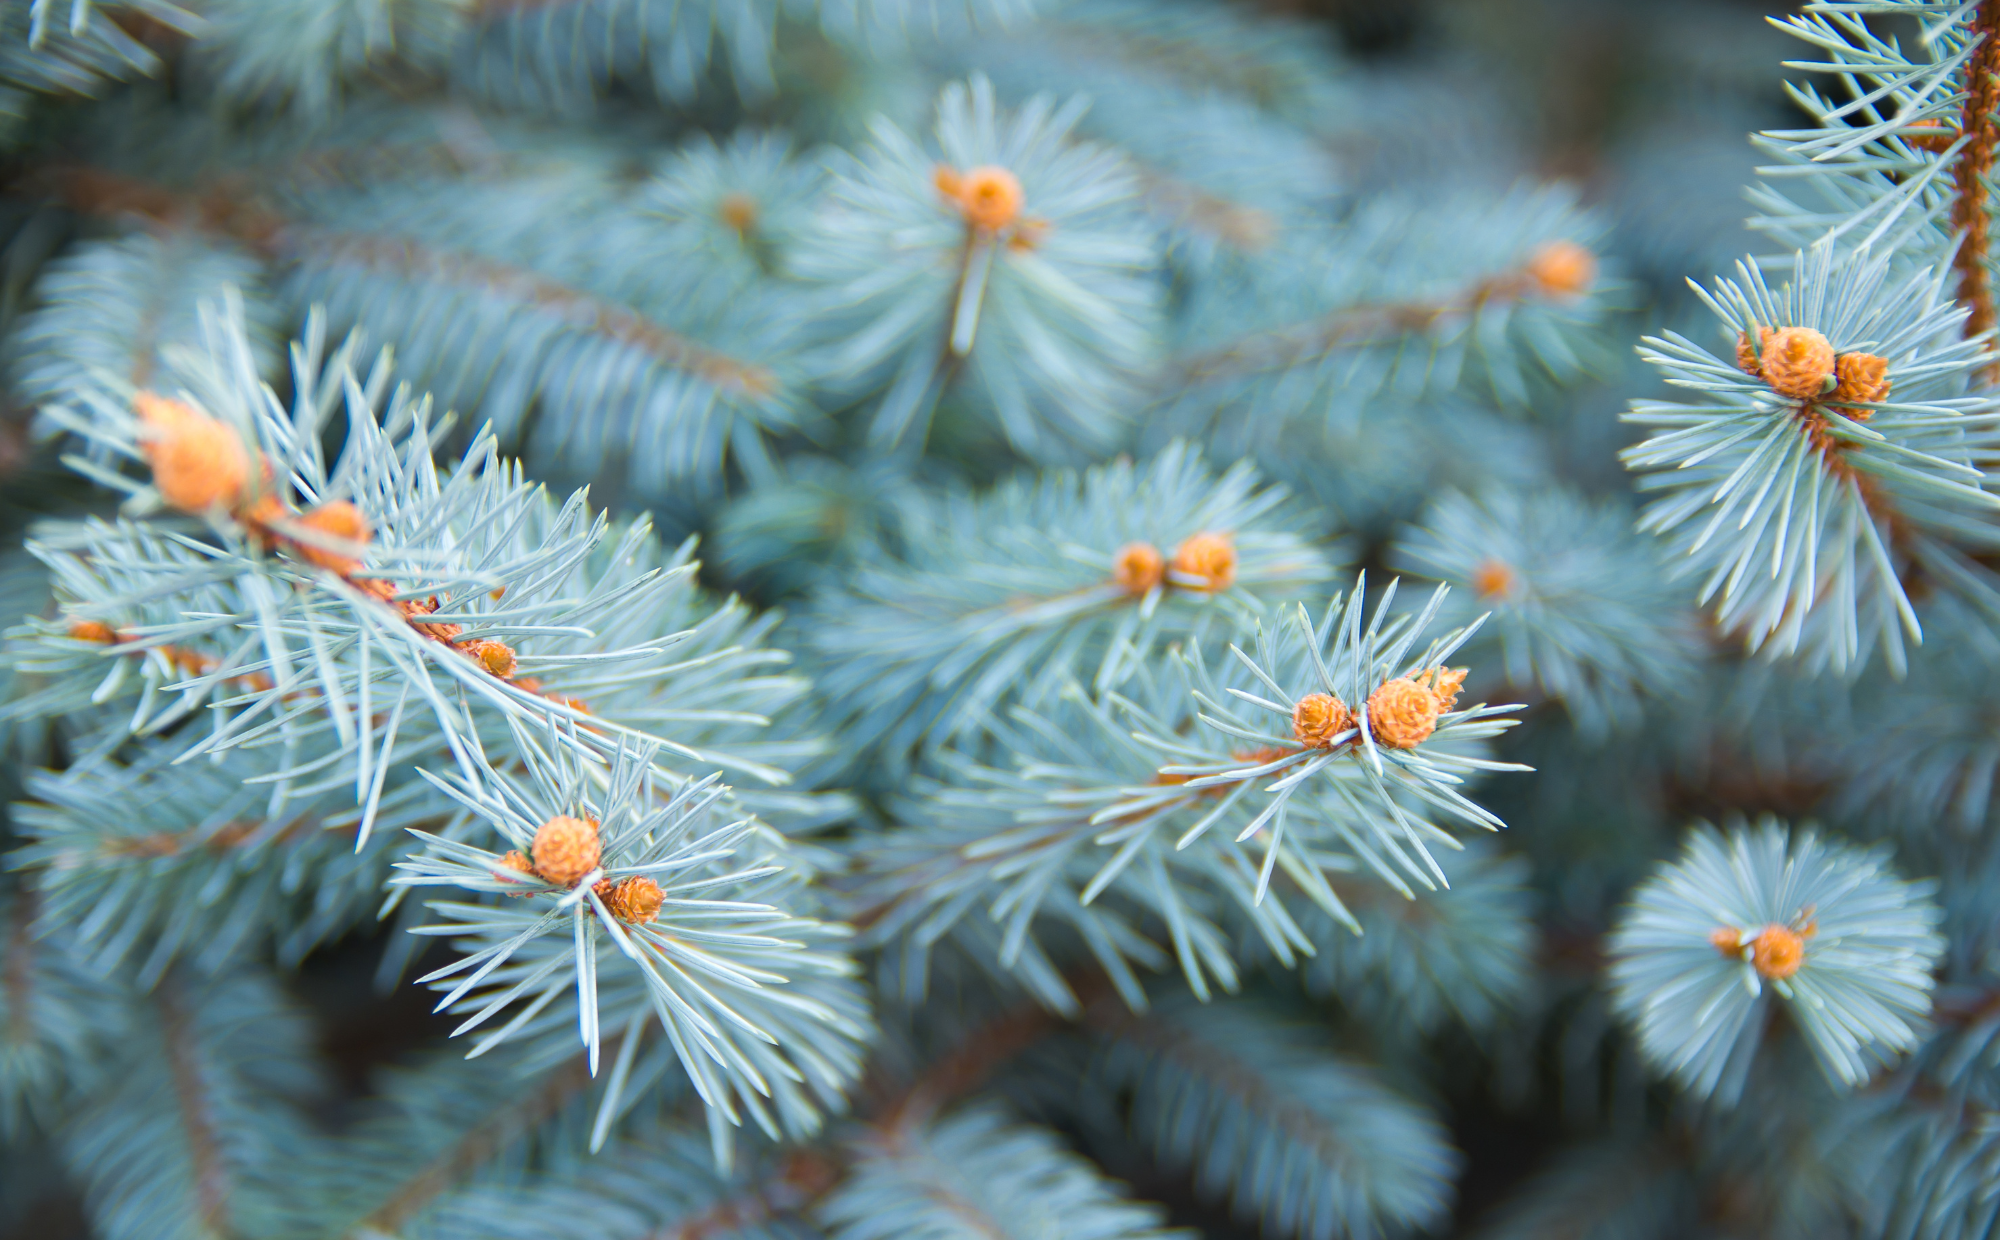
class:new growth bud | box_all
[531,815,602,887]
[134,392,252,514]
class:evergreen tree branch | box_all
[1172,255,1573,383]
[155,980,233,1239]
[46,168,779,401]
[820,1105,1178,1240]
[348,1052,597,1239]
[641,1148,843,1240]
[1087,997,1457,1240]
[877,999,1066,1131]
[1133,166,1274,251]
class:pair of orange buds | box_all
[1290,666,1466,753]
[134,392,371,573]
[1112,533,1237,594]
[499,815,664,925]
[1735,328,1890,413]
[1711,919,1814,981]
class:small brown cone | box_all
[1367,677,1441,749]
[461,639,519,680]
[1759,327,1837,400]
[933,164,964,201]
[1830,352,1890,419]
[531,814,601,886]
[1710,926,1743,957]
[135,391,251,514]
[497,850,537,896]
[958,166,1024,232]
[1735,328,1774,377]
[1291,692,1354,747]
[1112,542,1166,593]
[292,501,372,574]
[1750,924,1805,980]
[1422,666,1468,712]
[1906,120,1959,153]
[595,875,665,925]
[1171,532,1237,592]
[1524,240,1597,298]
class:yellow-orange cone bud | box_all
[292,501,371,575]
[1367,677,1442,749]
[531,815,601,886]
[1759,327,1837,400]
[135,391,251,514]
[1171,532,1237,593]
[958,166,1024,232]
[1524,240,1597,297]
[1113,542,1165,593]
[1291,692,1354,747]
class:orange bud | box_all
[1750,924,1806,980]
[531,815,601,887]
[68,620,120,644]
[292,501,371,575]
[1367,677,1441,749]
[1830,352,1890,419]
[718,192,759,235]
[1171,532,1237,593]
[461,639,518,680]
[1291,692,1354,747]
[1905,120,1959,153]
[497,849,538,896]
[958,166,1024,232]
[1472,560,1517,601]
[1524,240,1597,298]
[1422,666,1468,712]
[1736,327,1774,377]
[594,875,664,925]
[1759,327,1837,400]
[134,391,251,514]
[1112,542,1165,593]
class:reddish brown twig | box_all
[1956,0,2000,379]
[46,168,777,400]
[157,980,234,1237]
[349,1053,596,1237]
[4,891,35,1048]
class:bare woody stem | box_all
[1956,0,2000,378]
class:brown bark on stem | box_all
[349,1053,596,1237]
[44,168,777,400]
[1956,1,2000,381]
[157,981,236,1238]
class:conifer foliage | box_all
[0,1,1996,1238]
